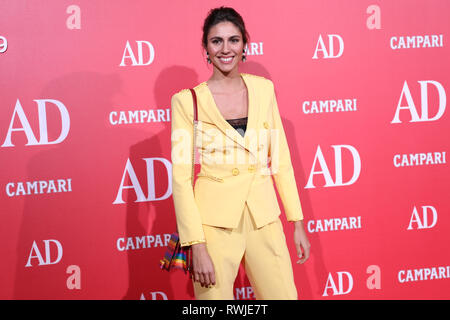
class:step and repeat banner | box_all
[1,0,449,300]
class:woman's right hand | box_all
[191,243,216,288]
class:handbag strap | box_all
[189,88,198,187]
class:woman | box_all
[171,6,310,300]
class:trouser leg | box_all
[193,215,246,300]
[243,205,298,300]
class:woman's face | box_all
[206,21,245,74]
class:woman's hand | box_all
[191,243,216,288]
[293,220,311,264]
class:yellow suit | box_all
[171,73,304,247]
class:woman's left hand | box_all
[293,220,310,264]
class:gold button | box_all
[232,168,240,176]
[248,165,255,172]
[223,149,229,154]
[263,122,269,129]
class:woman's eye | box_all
[212,39,221,44]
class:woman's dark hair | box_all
[202,6,250,49]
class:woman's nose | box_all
[221,42,230,53]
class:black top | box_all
[226,116,248,137]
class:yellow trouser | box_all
[193,202,298,300]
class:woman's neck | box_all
[207,68,243,93]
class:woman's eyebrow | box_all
[210,35,241,40]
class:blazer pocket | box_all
[196,172,224,183]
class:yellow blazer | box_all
[171,73,304,247]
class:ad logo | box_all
[25,239,63,267]
[392,80,446,123]
[313,34,344,59]
[2,99,70,147]
[305,145,361,188]
[120,40,155,66]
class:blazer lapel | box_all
[243,73,260,155]
[196,73,260,156]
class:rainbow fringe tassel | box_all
[160,232,191,273]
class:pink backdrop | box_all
[1,0,449,300]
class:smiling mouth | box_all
[219,56,234,63]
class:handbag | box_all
[159,88,199,276]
